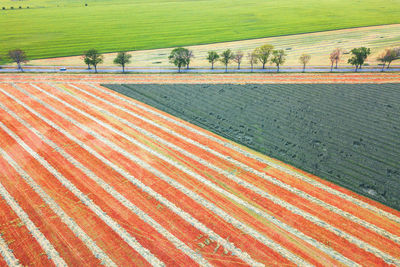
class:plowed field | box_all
[0,74,399,266]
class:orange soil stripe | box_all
[8,83,266,265]
[68,83,399,264]
[0,87,211,266]
[40,83,349,265]
[79,82,400,230]
[27,83,293,265]
[0,86,152,266]
[1,73,400,84]
[0,104,195,266]
[0,166,52,267]
[61,83,354,265]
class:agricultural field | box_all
[105,83,400,210]
[1,0,400,61]
[28,24,400,69]
[0,74,399,265]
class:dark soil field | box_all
[104,83,400,210]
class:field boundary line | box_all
[0,102,211,267]
[0,84,262,267]
[24,82,308,266]
[88,83,400,224]
[69,83,400,246]
[0,88,165,267]
[0,181,67,267]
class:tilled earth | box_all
[105,83,400,210]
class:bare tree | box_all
[377,48,399,71]
[206,51,219,70]
[184,50,194,69]
[377,51,388,71]
[299,54,311,72]
[329,48,341,71]
[247,51,257,72]
[254,44,274,69]
[8,49,28,71]
[232,50,244,70]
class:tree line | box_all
[3,45,400,73]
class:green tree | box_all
[84,49,103,73]
[8,49,28,71]
[233,50,244,70]
[113,52,132,73]
[220,49,234,72]
[299,54,311,72]
[206,51,219,70]
[254,44,274,69]
[83,56,91,70]
[169,47,189,72]
[271,49,286,72]
[248,52,258,72]
[347,47,370,72]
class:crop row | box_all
[0,81,399,265]
[108,83,400,210]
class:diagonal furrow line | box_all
[0,90,164,267]
[86,83,400,225]
[0,182,67,266]
[0,141,116,267]
[0,234,21,267]
[0,85,262,266]
[69,83,400,244]
[81,83,400,245]
[63,83,358,265]
[0,103,210,267]
[26,83,312,266]
[32,82,399,265]
[69,83,400,245]
[76,82,400,265]
[31,82,400,265]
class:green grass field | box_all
[1,0,400,61]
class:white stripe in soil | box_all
[25,83,312,266]
[0,91,164,267]
[0,84,263,266]
[0,182,67,266]
[0,103,210,267]
[86,83,400,225]
[0,122,116,266]
[63,83,360,265]
[70,83,400,246]
[0,233,22,267]
[31,82,399,265]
